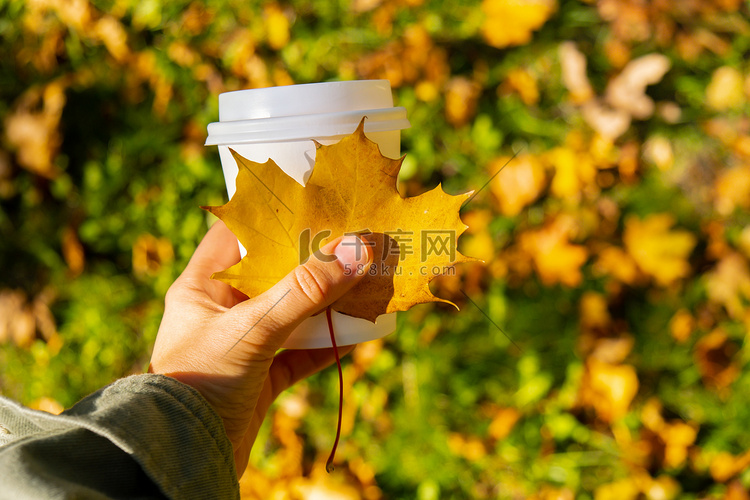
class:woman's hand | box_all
[149,221,370,476]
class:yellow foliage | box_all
[264,4,291,51]
[714,165,750,216]
[643,136,674,171]
[605,54,671,120]
[595,470,680,500]
[725,480,750,500]
[580,358,639,422]
[132,234,174,278]
[694,329,740,391]
[669,309,694,343]
[462,231,495,264]
[351,0,383,12]
[0,289,58,350]
[28,397,64,415]
[710,450,750,483]
[62,226,85,277]
[579,291,611,331]
[594,477,640,500]
[5,82,66,179]
[448,433,487,461]
[445,77,481,127]
[502,68,540,106]
[640,398,698,469]
[357,25,449,91]
[559,42,594,103]
[240,461,367,500]
[546,146,597,203]
[705,252,750,320]
[623,214,696,286]
[603,37,631,69]
[488,407,521,440]
[481,0,557,49]
[528,486,575,500]
[739,226,750,259]
[179,2,213,36]
[518,216,588,287]
[589,336,635,367]
[414,80,440,102]
[94,16,130,62]
[565,48,671,140]
[167,41,199,67]
[706,66,745,111]
[0,290,36,347]
[643,475,681,500]
[489,154,546,216]
[593,246,639,285]
[661,421,698,468]
[223,28,257,77]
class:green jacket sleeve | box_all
[0,374,240,500]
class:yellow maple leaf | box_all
[710,449,750,483]
[706,66,745,111]
[204,120,472,322]
[580,358,639,422]
[28,397,64,415]
[448,432,487,461]
[694,328,740,391]
[705,252,750,320]
[623,214,696,286]
[714,165,750,216]
[501,67,540,106]
[594,477,640,500]
[489,154,546,216]
[518,216,588,287]
[640,398,699,469]
[593,245,639,284]
[669,309,694,343]
[481,0,556,49]
[546,146,597,202]
[445,76,481,127]
[264,3,290,51]
[488,407,521,440]
[461,210,496,263]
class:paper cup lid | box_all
[205,108,409,146]
[205,80,410,146]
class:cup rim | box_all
[205,107,410,146]
[217,79,396,121]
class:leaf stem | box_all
[325,306,343,473]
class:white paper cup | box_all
[205,80,410,349]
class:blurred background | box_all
[1,0,750,498]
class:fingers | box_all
[232,235,371,353]
[267,345,356,401]
[183,220,242,281]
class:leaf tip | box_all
[356,115,367,134]
[459,252,484,265]
[436,296,461,312]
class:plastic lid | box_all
[218,80,395,120]
[205,80,409,146]
[205,108,409,146]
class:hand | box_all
[149,221,370,477]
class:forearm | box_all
[0,374,239,500]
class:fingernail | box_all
[334,235,371,271]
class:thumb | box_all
[232,235,371,352]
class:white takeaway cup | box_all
[205,80,410,349]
